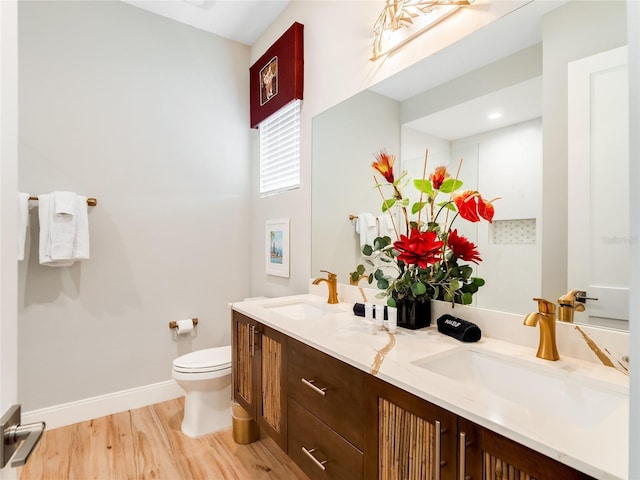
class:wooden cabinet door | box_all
[365,375,457,480]
[256,324,287,450]
[457,418,595,480]
[231,312,257,417]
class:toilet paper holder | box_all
[169,318,198,330]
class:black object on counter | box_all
[353,303,388,320]
[436,314,481,342]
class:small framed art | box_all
[265,218,290,277]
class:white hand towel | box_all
[50,191,77,260]
[53,191,76,215]
[18,193,31,261]
[38,194,74,267]
[355,212,377,248]
[377,214,396,240]
[72,195,90,260]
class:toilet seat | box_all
[172,346,232,374]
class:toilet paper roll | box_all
[176,319,194,335]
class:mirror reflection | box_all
[311,0,629,330]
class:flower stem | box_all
[417,148,429,228]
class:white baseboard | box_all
[22,380,184,430]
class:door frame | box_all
[0,1,19,478]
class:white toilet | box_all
[171,345,232,438]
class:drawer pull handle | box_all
[302,446,327,471]
[301,378,327,396]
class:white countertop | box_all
[232,293,629,480]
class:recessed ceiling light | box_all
[488,112,502,120]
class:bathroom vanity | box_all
[231,294,628,480]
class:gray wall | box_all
[18,1,251,410]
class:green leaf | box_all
[362,245,373,256]
[437,201,457,212]
[374,269,385,280]
[411,281,427,296]
[387,297,397,308]
[458,265,473,280]
[449,278,461,291]
[377,278,389,289]
[356,264,365,275]
[399,198,410,207]
[439,178,463,193]
[461,292,473,305]
[411,201,428,215]
[382,199,396,212]
[413,179,435,196]
[350,271,359,282]
[373,237,385,250]
[472,277,486,287]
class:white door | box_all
[1,1,19,478]
[568,46,629,327]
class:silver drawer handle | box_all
[301,378,327,396]
[302,446,327,471]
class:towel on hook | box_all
[38,192,90,267]
[355,212,377,249]
[18,193,31,261]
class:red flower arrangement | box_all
[352,148,498,307]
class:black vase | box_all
[395,297,432,330]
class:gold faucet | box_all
[557,289,586,323]
[313,270,339,304]
[523,298,560,361]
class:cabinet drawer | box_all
[288,338,364,448]
[288,399,363,480]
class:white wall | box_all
[18,1,251,411]
[628,2,640,477]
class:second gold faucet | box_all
[313,270,339,304]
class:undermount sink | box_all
[412,348,628,428]
[263,299,338,320]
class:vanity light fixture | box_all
[371,0,473,61]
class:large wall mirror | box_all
[312,0,629,330]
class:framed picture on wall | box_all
[265,218,290,277]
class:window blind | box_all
[259,100,301,196]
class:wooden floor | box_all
[19,398,309,480]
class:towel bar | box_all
[29,196,97,206]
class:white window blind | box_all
[260,100,301,196]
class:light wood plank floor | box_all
[20,398,309,480]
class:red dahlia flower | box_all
[447,229,482,264]
[372,150,396,184]
[393,229,443,269]
[430,166,449,190]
